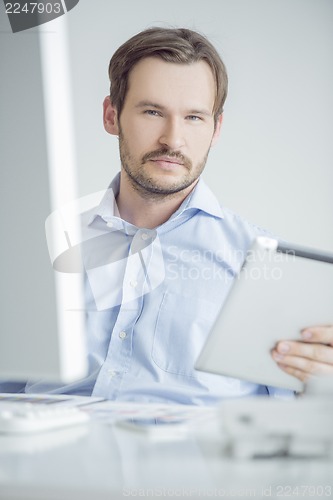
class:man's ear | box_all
[211,113,223,147]
[103,96,119,135]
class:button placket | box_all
[120,230,153,303]
[94,228,159,397]
[138,233,165,296]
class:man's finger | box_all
[301,325,333,346]
[276,362,309,383]
[274,340,333,365]
[274,352,333,376]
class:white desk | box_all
[0,400,332,500]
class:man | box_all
[26,28,333,403]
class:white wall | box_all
[67,0,332,250]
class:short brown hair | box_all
[108,27,228,124]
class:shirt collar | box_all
[86,174,121,225]
[86,172,224,226]
[175,177,224,220]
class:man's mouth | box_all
[149,156,184,168]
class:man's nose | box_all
[158,118,185,150]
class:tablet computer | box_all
[195,237,333,392]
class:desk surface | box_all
[0,398,332,500]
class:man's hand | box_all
[272,325,333,382]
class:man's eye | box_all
[144,110,160,116]
[187,115,201,121]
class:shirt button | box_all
[119,331,127,340]
[106,221,114,228]
[129,280,138,288]
[141,233,149,240]
[107,369,117,379]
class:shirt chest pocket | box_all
[151,291,219,378]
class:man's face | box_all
[107,57,222,197]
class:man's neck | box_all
[116,172,198,229]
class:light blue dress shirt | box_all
[25,174,292,404]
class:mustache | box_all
[142,148,192,168]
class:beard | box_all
[118,129,210,200]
